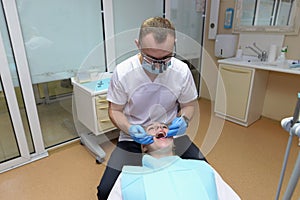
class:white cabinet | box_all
[72,72,117,163]
[73,75,115,135]
[215,64,269,126]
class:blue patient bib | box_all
[121,155,218,200]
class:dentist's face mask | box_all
[141,53,173,74]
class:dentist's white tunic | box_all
[107,55,198,142]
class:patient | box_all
[108,122,240,200]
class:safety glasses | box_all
[140,44,176,69]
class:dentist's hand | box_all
[129,125,154,145]
[167,116,188,137]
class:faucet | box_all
[245,42,268,62]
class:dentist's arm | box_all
[108,102,153,144]
[179,99,197,121]
[108,102,131,134]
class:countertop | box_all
[218,56,300,75]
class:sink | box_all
[222,56,300,70]
[229,55,262,63]
[227,55,281,67]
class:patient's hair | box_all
[139,17,176,43]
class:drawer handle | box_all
[222,67,250,74]
[100,119,110,122]
[98,100,107,103]
[97,95,107,99]
[98,106,108,109]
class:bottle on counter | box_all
[276,46,288,66]
[236,46,243,59]
[267,44,277,63]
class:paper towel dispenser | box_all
[215,34,238,58]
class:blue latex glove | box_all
[129,125,154,145]
[167,116,187,137]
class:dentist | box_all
[97,16,206,200]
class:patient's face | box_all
[145,122,168,138]
[143,122,173,153]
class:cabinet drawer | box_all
[95,97,109,118]
[95,94,115,132]
[95,95,108,105]
[98,118,115,132]
[96,107,109,118]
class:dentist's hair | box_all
[138,16,176,43]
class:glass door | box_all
[166,0,206,95]
[112,0,165,65]
[0,72,30,171]
[0,24,30,171]
[0,0,47,173]
[11,0,106,148]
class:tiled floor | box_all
[0,98,299,200]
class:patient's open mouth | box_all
[155,132,166,139]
